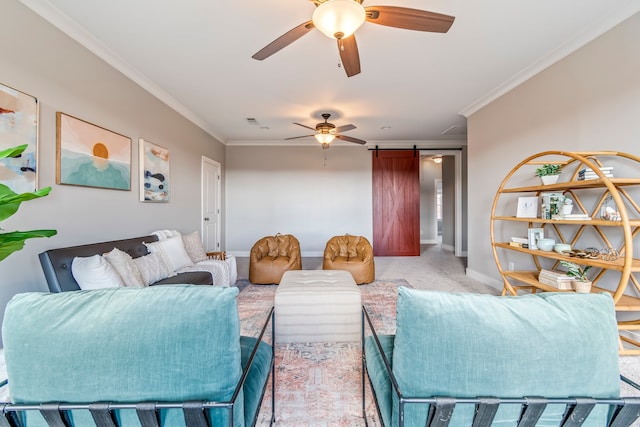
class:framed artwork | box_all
[56,112,131,190]
[139,139,169,202]
[516,196,538,218]
[527,227,544,250]
[0,83,39,193]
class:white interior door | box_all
[202,157,221,252]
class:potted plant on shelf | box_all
[0,144,57,261]
[559,260,592,293]
[536,164,562,185]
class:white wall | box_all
[225,145,372,256]
[466,11,640,289]
[0,1,225,332]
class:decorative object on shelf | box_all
[0,82,39,193]
[559,260,592,293]
[600,247,619,262]
[561,198,573,215]
[0,145,57,261]
[540,192,564,219]
[536,238,555,252]
[56,112,131,191]
[600,195,621,221]
[553,243,571,254]
[139,139,170,202]
[535,163,561,185]
[538,268,573,290]
[527,228,544,250]
[516,196,538,218]
[578,166,613,181]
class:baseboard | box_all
[465,268,503,292]
[441,243,454,252]
[420,239,438,244]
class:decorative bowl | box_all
[554,243,572,254]
[537,238,555,251]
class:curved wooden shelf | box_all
[491,151,640,355]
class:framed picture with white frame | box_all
[527,228,544,250]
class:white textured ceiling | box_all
[20,0,640,146]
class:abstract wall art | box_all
[139,139,169,202]
[0,83,39,193]
[56,112,131,190]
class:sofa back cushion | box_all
[3,285,244,426]
[392,288,620,426]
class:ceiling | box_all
[20,0,640,147]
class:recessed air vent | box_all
[246,118,259,125]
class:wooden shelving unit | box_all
[490,151,640,355]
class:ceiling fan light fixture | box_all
[312,0,366,40]
[315,133,336,144]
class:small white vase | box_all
[540,175,559,185]
[573,280,592,293]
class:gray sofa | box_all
[39,235,213,293]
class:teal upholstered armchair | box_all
[1,285,274,427]
[362,288,640,427]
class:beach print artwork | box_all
[56,113,131,190]
[0,83,39,193]
[139,139,169,202]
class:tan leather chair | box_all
[249,234,302,284]
[323,234,375,284]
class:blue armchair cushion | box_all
[365,334,395,427]
[390,288,620,427]
[240,336,273,427]
[3,285,245,426]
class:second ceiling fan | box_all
[252,0,455,77]
[286,113,366,148]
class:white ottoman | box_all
[275,270,362,343]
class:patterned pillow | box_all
[132,252,172,286]
[103,248,145,287]
[182,231,208,263]
[145,235,193,272]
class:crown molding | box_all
[459,4,640,118]
[19,0,226,143]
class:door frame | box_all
[420,150,463,257]
[201,156,222,251]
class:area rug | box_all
[237,279,410,426]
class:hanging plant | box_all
[0,144,57,262]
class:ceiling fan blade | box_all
[365,6,455,33]
[336,135,367,145]
[335,124,356,133]
[285,134,315,140]
[293,122,317,131]
[337,35,361,77]
[252,21,315,60]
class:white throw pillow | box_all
[132,252,172,286]
[182,231,208,263]
[145,235,193,272]
[71,255,125,290]
[103,248,145,287]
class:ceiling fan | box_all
[285,113,366,148]
[252,0,455,77]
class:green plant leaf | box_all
[0,184,52,222]
[0,144,27,160]
[0,229,57,262]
